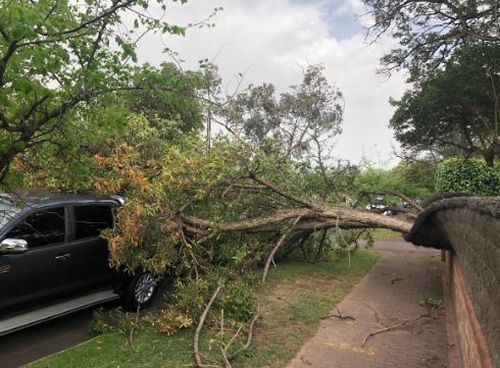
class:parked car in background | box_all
[0,190,159,336]
[365,196,389,213]
[365,196,401,216]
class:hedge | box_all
[435,158,500,196]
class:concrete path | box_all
[287,240,448,368]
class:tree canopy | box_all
[0,0,216,181]
[221,65,344,162]
[390,43,500,165]
[363,0,500,73]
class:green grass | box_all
[31,251,381,368]
[370,228,403,241]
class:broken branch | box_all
[194,284,222,368]
[321,307,355,321]
[262,216,302,283]
[361,313,433,347]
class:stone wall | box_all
[406,196,500,368]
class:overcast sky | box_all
[135,0,408,167]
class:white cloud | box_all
[136,0,407,167]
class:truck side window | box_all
[6,207,66,247]
[74,205,113,240]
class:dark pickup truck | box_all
[0,191,158,336]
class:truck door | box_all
[64,204,117,295]
[0,206,71,315]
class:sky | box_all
[135,0,408,167]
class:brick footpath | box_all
[287,240,448,368]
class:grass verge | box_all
[370,228,403,241]
[31,251,381,368]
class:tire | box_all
[122,271,158,311]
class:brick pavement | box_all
[287,240,448,368]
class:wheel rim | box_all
[134,273,156,304]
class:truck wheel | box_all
[123,272,158,311]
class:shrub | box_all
[171,278,212,320]
[218,280,255,322]
[170,276,256,323]
[435,158,500,196]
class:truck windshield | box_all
[0,202,20,229]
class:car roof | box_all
[0,189,123,209]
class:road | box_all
[0,279,171,368]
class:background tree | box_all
[221,65,343,162]
[355,166,430,200]
[363,0,500,73]
[392,158,437,195]
[390,43,500,166]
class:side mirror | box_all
[0,238,28,253]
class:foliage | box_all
[126,62,205,132]
[435,158,500,196]
[94,118,255,274]
[355,167,430,199]
[8,97,129,190]
[221,65,343,161]
[362,0,500,74]
[89,307,140,337]
[295,159,360,201]
[390,44,500,165]
[89,307,193,337]
[4,59,206,190]
[218,280,255,322]
[392,159,437,196]
[145,309,193,336]
[419,297,444,311]
[0,0,215,181]
[170,278,212,321]
[88,113,377,277]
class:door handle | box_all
[54,253,71,261]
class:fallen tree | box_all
[180,177,413,236]
[79,116,420,367]
[91,122,417,277]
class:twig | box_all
[361,313,432,347]
[321,307,355,321]
[220,347,232,368]
[224,326,243,352]
[220,309,224,345]
[251,175,323,211]
[178,222,200,279]
[228,303,261,361]
[128,305,141,352]
[194,284,222,368]
[335,217,351,269]
[218,315,243,367]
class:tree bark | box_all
[182,205,413,238]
